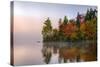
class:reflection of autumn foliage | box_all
[58,42,97,62]
[80,42,97,61]
[59,47,79,60]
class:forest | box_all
[42,8,97,42]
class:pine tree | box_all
[76,12,80,28]
[63,16,68,24]
[42,17,53,41]
[85,9,90,21]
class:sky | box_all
[14,1,97,19]
[13,1,97,42]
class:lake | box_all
[14,41,97,66]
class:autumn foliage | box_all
[42,8,97,42]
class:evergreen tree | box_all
[76,12,80,28]
[44,17,52,31]
[42,17,53,41]
[89,8,94,19]
[93,9,97,18]
[85,9,90,21]
[63,16,68,24]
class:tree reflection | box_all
[42,41,97,64]
[42,43,52,64]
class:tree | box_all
[63,16,68,24]
[93,9,97,18]
[70,32,78,41]
[62,21,78,41]
[85,9,90,21]
[42,8,97,42]
[52,29,59,41]
[42,17,53,41]
[85,19,97,40]
[85,8,97,21]
[76,12,80,28]
[58,18,62,31]
[58,18,68,41]
[44,17,52,31]
[89,8,94,19]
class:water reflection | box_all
[42,46,52,64]
[14,41,97,65]
[42,41,97,64]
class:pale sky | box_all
[14,1,97,19]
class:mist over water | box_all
[14,40,97,65]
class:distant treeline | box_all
[42,8,97,42]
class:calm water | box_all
[14,41,97,66]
